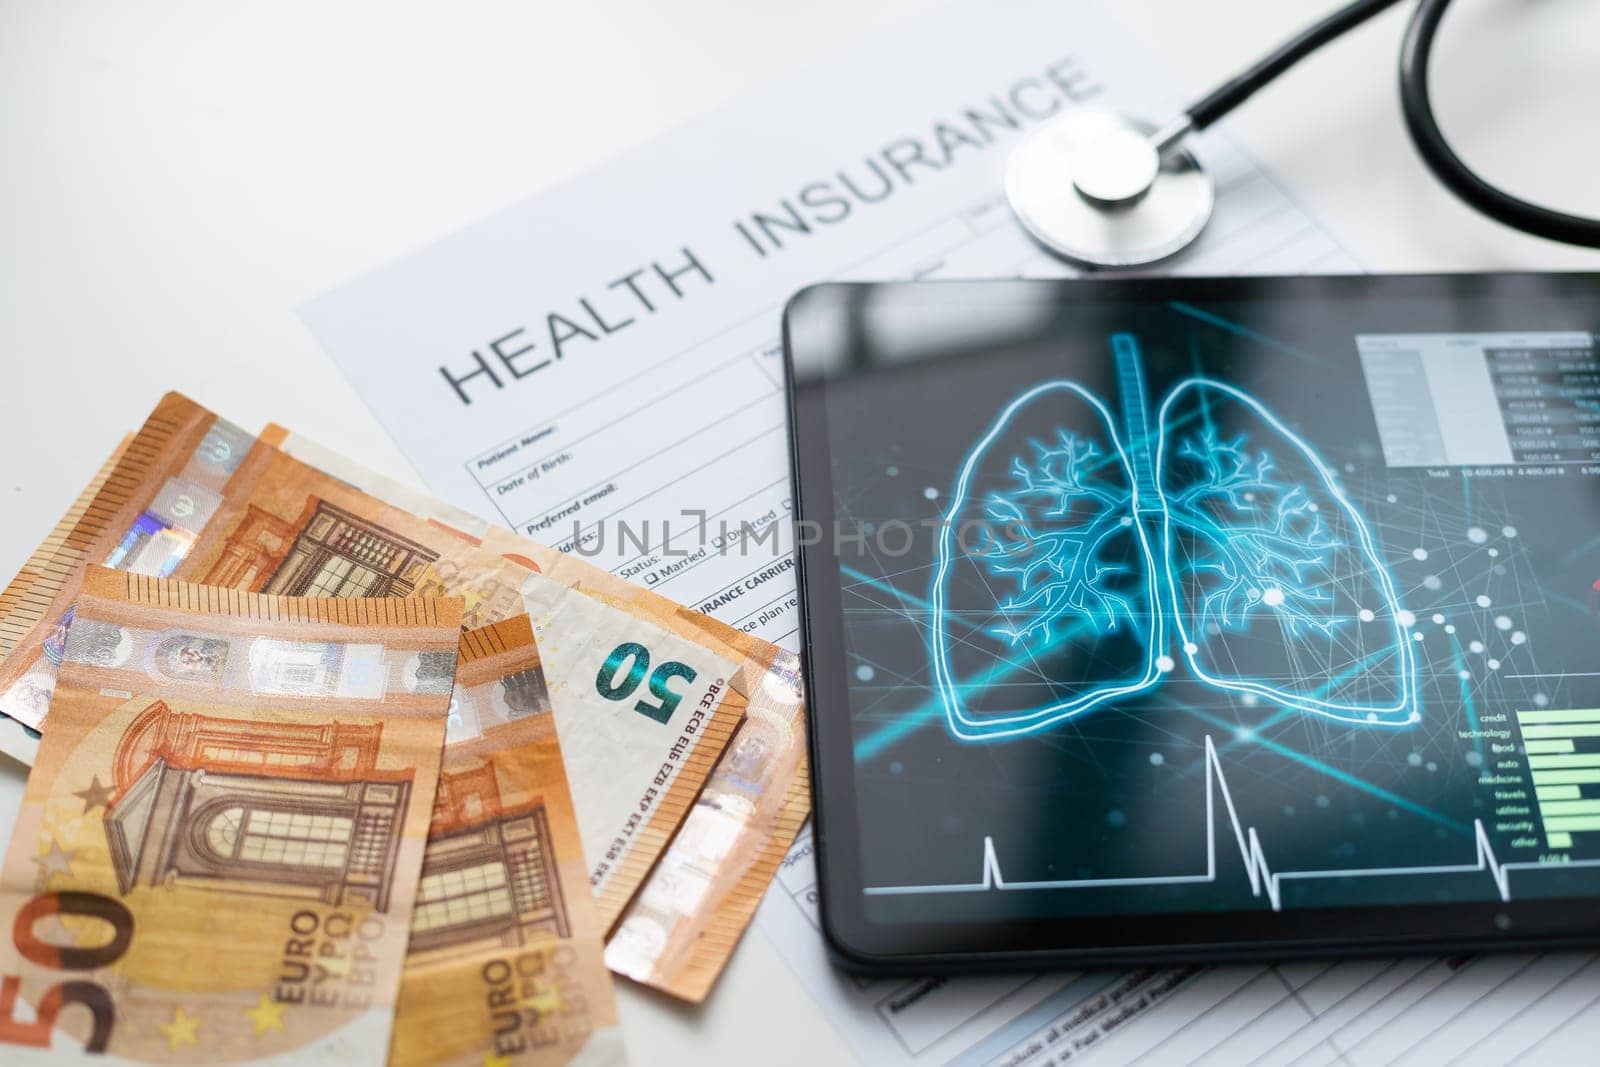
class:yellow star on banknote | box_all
[32,837,77,878]
[158,1006,200,1051]
[72,774,116,813]
[244,994,286,1036]
[482,1053,513,1067]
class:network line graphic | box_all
[930,333,1420,740]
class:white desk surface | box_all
[3,1,1598,1062]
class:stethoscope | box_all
[1008,0,1600,268]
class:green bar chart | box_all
[1521,707,1600,849]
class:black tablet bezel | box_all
[783,272,1600,974]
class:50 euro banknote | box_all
[0,435,134,738]
[0,393,531,752]
[0,394,807,1001]
[395,615,622,1067]
[0,567,462,1063]
[0,435,130,640]
[263,428,811,1004]
[0,394,739,943]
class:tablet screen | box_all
[786,275,1600,962]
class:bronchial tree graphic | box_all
[932,334,1418,740]
[981,431,1146,645]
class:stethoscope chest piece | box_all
[1007,108,1214,269]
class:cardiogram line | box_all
[1173,703,1463,832]
[863,734,1600,908]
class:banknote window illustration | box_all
[204,806,242,854]
[933,333,1418,740]
[350,808,399,875]
[231,810,355,868]
[413,863,515,931]
[205,498,439,598]
[304,555,382,598]
[263,502,436,597]
[104,699,413,910]
[408,762,569,954]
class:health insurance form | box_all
[301,0,1600,1062]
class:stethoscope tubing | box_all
[1014,0,1600,265]
[1185,0,1408,133]
[1399,0,1600,248]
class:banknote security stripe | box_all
[58,621,454,712]
[58,568,466,718]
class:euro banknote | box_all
[0,394,784,997]
[394,615,623,1066]
[0,393,530,743]
[0,434,131,763]
[264,427,811,1003]
[0,567,461,1062]
[0,436,130,636]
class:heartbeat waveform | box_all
[865,735,1600,909]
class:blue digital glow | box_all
[931,333,1420,740]
[929,381,1166,738]
[1156,375,1418,725]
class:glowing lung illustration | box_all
[1156,380,1417,724]
[931,333,1419,741]
[931,382,1162,740]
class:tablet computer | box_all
[784,273,1600,973]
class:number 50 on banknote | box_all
[0,569,463,1064]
